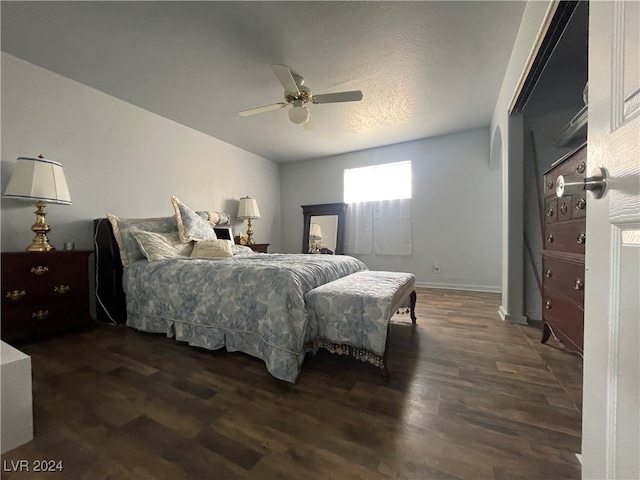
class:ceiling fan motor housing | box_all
[285,85,311,104]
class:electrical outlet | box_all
[433,263,440,274]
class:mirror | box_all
[302,203,347,254]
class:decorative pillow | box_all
[171,196,217,243]
[131,229,193,262]
[196,211,232,227]
[107,214,178,267]
[191,239,233,259]
[232,244,255,256]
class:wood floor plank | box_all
[1,287,583,479]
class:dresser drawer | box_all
[544,221,586,255]
[543,256,585,304]
[543,289,584,352]
[544,144,587,198]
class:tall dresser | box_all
[541,143,587,355]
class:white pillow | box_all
[131,229,193,262]
[191,239,233,259]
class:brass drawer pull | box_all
[574,279,584,291]
[576,198,586,210]
[545,300,552,310]
[6,290,27,301]
[32,310,49,320]
[546,208,554,217]
[547,234,554,243]
[30,266,49,275]
[547,180,554,190]
[545,269,553,278]
[54,285,71,294]
[576,161,586,174]
[577,233,586,244]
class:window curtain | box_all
[345,199,412,255]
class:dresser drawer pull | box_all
[546,208,554,217]
[54,285,71,295]
[545,269,553,278]
[30,266,49,276]
[559,202,569,215]
[546,234,554,243]
[577,233,586,244]
[576,161,586,174]
[545,300,552,310]
[6,290,27,301]
[547,180,554,190]
[574,279,584,291]
[32,310,49,320]
[576,198,586,210]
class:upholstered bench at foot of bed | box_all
[304,270,416,380]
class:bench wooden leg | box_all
[410,290,417,324]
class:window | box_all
[344,161,412,203]
[343,161,412,256]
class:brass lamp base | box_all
[246,218,255,245]
[27,201,56,251]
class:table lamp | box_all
[237,196,260,245]
[3,155,72,251]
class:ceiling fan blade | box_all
[312,90,363,104]
[270,64,300,94]
[238,102,288,116]
[303,116,315,131]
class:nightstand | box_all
[234,236,270,253]
[248,243,269,253]
[1,251,93,342]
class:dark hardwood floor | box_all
[1,288,582,479]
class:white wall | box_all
[280,127,502,292]
[1,53,281,252]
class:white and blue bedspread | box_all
[124,253,367,382]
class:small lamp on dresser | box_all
[237,196,260,245]
[3,155,72,251]
[309,223,322,253]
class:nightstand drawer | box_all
[1,301,90,341]
[3,279,88,309]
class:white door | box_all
[582,1,640,479]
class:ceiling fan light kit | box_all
[239,64,363,126]
[288,102,310,124]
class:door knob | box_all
[556,167,608,199]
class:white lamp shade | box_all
[237,196,260,219]
[310,223,322,239]
[3,156,71,204]
[288,105,310,124]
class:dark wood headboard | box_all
[92,218,233,324]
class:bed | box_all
[94,208,367,383]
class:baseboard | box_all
[498,305,528,324]
[414,282,501,294]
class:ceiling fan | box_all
[239,64,363,126]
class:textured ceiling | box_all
[1,1,526,163]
